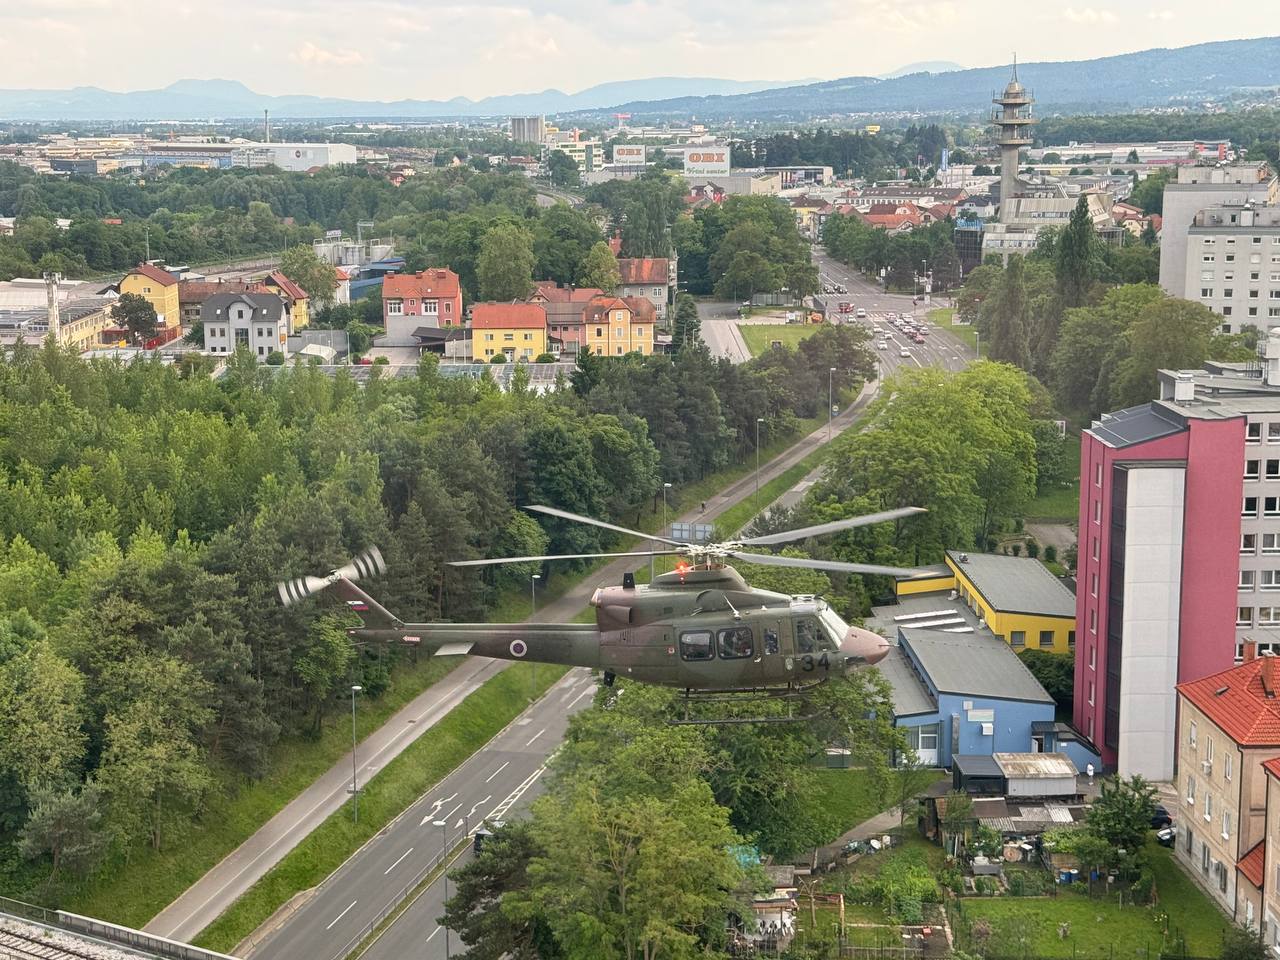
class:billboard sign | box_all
[683,147,730,176]
[613,144,646,165]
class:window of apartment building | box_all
[1094,462,1103,486]
[1223,288,1234,298]
[1262,570,1280,590]
[1238,606,1254,626]
[1007,630,1025,648]
[1250,307,1259,316]
[1204,255,1216,263]
[1243,496,1259,517]
[1201,842,1210,875]
[1092,537,1100,561]
[1270,423,1280,444]
[595,327,603,337]
[615,346,623,355]
[1204,238,1215,245]
[1088,681,1095,705]
[1204,792,1213,821]
[1068,630,1076,650]
[523,333,533,341]
[1201,271,1214,282]
[387,299,403,315]
[1087,716,1094,739]
[1239,569,1256,589]
[1227,254,1236,262]
[1260,606,1280,626]
[1254,237,1263,245]
[1184,824,1193,853]
[1093,500,1101,523]
[1190,719,1198,746]
[423,300,438,316]
[1248,423,1263,442]
[1090,608,1098,633]
[1091,572,1099,597]
[1254,254,1264,264]
[1268,460,1280,479]
[1224,753,1232,781]
[1267,496,1280,516]
[1038,630,1054,649]
[503,333,514,341]
[1246,459,1260,479]
[1250,289,1261,299]
[1088,644,1096,669]
[1201,288,1213,299]
[1186,774,1196,803]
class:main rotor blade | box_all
[449,550,683,568]
[738,507,928,547]
[524,504,689,548]
[729,551,923,578]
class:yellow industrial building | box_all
[897,549,1077,654]
[119,263,180,329]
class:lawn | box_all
[57,654,461,926]
[1027,428,1082,523]
[740,323,823,356]
[808,768,948,845]
[194,663,568,953]
[953,841,1228,959]
[927,307,977,353]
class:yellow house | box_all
[263,271,310,331]
[120,263,180,329]
[897,549,1077,654]
[471,302,547,361]
[583,296,655,357]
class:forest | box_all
[0,322,870,899]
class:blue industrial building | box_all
[878,627,1097,772]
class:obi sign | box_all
[613,144,646,165]
[683,147,730,176]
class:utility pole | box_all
[433,819,450,958]
[530,573,540,701]
[828,367,837,441]
[144,225,150,263]
[755,417,764,508]
[349,685,362,823]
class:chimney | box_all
[1242,640,1258,663]
[1263,654,1277,698]
[43,271,61,345]
[1172,371,1195,403]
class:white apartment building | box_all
[1185,203,1280,334]
[201,292,290,361]
[1160,163,1277,301]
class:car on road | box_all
[877,340,888,350]
[911,333,925,344]
[900,313,913,322]
[855,308,867,319]
[899,347,911,358]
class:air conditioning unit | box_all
[1201,759,1213,775]
[980,722,994,736]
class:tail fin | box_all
[329,577,402,632]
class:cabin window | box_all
[679,630,714,661]
[795,617,819,654]
[763,629,779,655]
[718,627,754,660]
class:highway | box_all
[247,668,597,960]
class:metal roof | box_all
[953,755,1003,777]
[1088,403,1186,448]
[876,645,937,717]
[946,550,1076,618]
[994,752,1077,779]
[899,629,1055,704]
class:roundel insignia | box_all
[666,645,675,656]
[785,656,795,671]
[509,639,528,658]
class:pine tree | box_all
[1056,196,1096,309]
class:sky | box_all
[0,0,1276,102]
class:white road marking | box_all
[525,728,546,747]
[425,927,440,943]
[384,847,414,875]
[487,765,548,821]
[468,796,491,818]
[442,802,463,822]
[484,761,509,783]
[567,686,594,710]
[325,900,357,930]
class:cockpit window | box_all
[795,617,819,654]
[680,630,714,661]
[818,607,849,652]
[718,627,754,660]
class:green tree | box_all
[1086,775,1157,853]
[576,241,620,293]
[1221,926,1269,960]
[0,642,87,794]
[477,222,536,301]
[671,294,701,349]
[346,321,380,356]
[280,243,339,304]
[546,150,579,188]
[1111,297,1220,408]
[18,783,108,884]
[111,292,158,345]
[294,614,356,733]
[1057,195,1097,308]
[715,250,783,301]
[985,255,1030,370]
[1019,648,1074,707]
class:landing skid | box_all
[669,683,821,725]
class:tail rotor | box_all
[276,547,386,607]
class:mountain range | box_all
[582,36,1280,120]
[0,76,818,122]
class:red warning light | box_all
[675,560,690,581]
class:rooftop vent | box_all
[1173,371,1195,403]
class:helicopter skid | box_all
[668,682,822,725]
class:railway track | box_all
[0,927,122,960]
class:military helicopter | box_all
[277,504,925,712]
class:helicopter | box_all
[277,504,926,715]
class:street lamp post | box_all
[752,419,762,512]
[433,819,450,959]
[975,329,981,359]
[349,685,362,823]
[828,367,837,442]
[530,573,540,700]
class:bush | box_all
[373,356,389,365]
[265,350,285,365]
[1130,868,1155,905]
[896,896,923,924]
[489,353,508,364]
[534,352,557,363]
[1044,544,1057,563]
[1025,539,1040,559]
[1008,870,1048,896]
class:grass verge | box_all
[1027,430,1082,523]
[59,655,461,926]
[927,307,976,353]
[808,768,947,846]
[194,662,568,953]
[740,324,824,357]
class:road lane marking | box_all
[484,761,510,783]
[325,900,357,930]
[488,764,548,821]
[426,927,440,943]
[525,728,546,747]
[384,847,414,875]
[567,686,593,710]
[468,796,491,818]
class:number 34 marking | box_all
[800,653,830,672]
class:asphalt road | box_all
[247,668,598,960]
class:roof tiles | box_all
[618,258,669,285]
[128,262,177,287]
[1177,657,1280,745]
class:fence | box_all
[1,896,242,960]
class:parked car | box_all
[1152,804,1173,828]
[1156,824,1176,847]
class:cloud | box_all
[1147,8,1176,19]
[1062,6,1119,23]
[289,41,364,67]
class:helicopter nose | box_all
[842,627,891,666]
